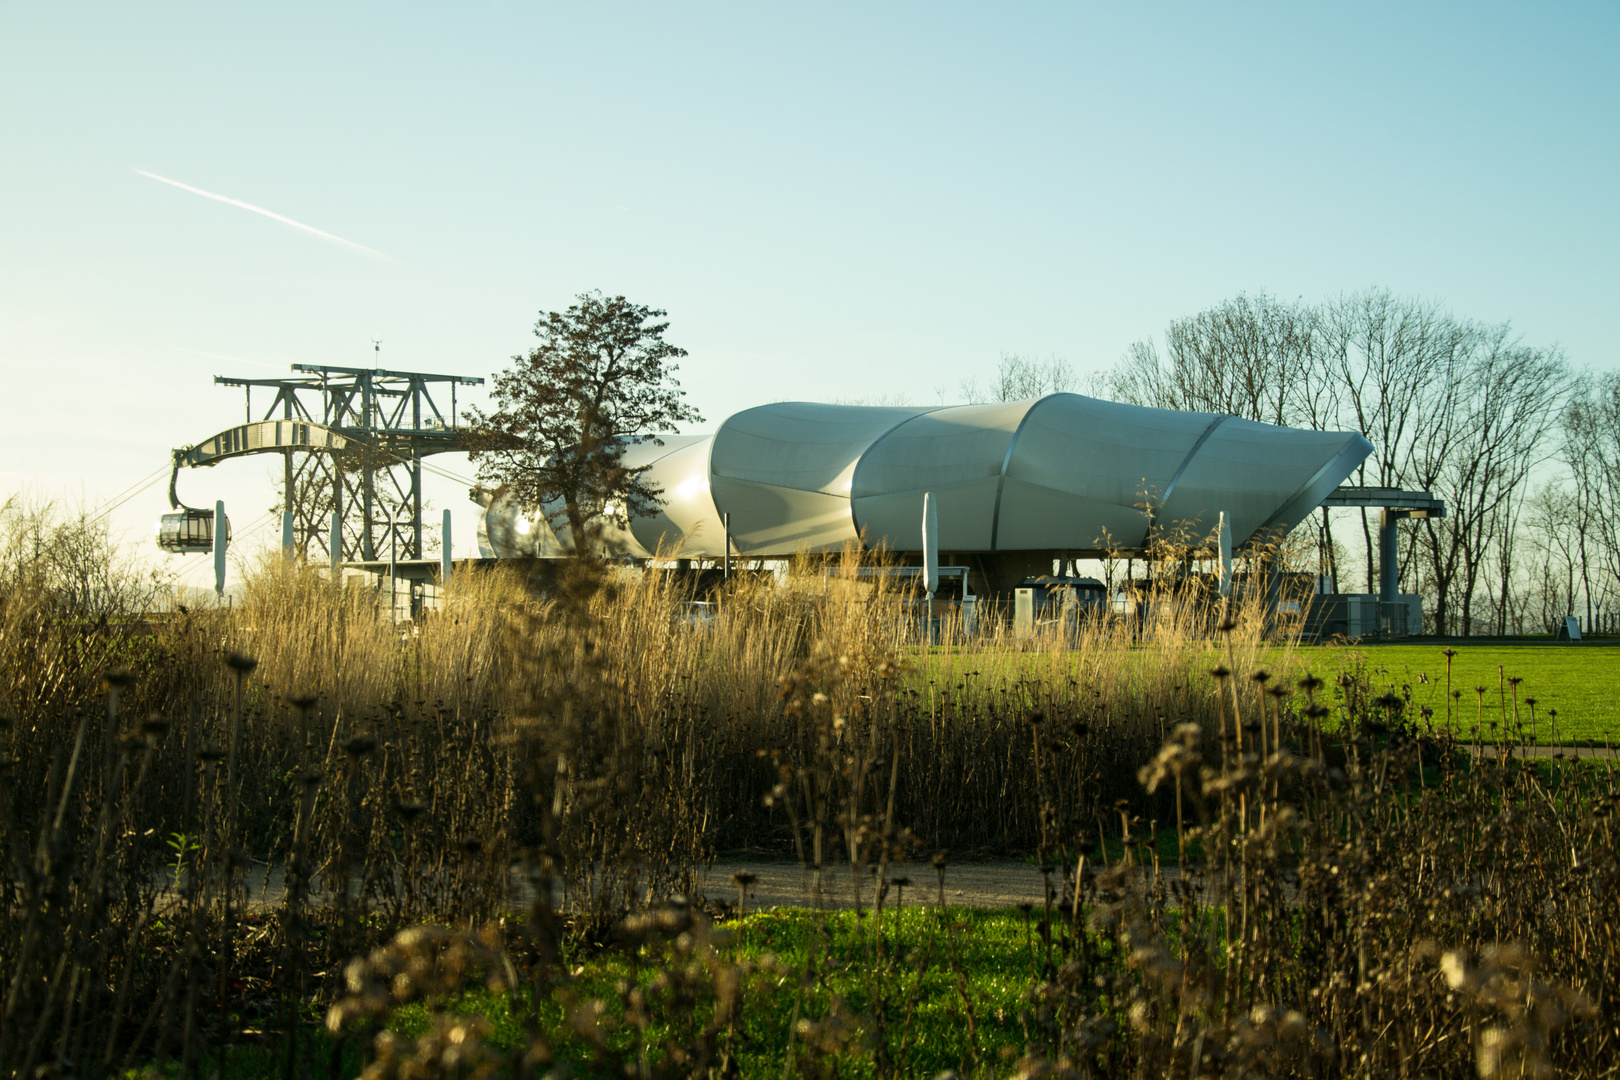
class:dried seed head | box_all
[1524,697,1538,708]
[1217,617,1238,634]
[1027,709,1046,726]
[140,716,171,736]
[287,693,319,710]
[1071,721,1091,738]
[1304,703,1331,719]
[224,652,258,674]
[929,852,948,871]
[1210,665,1232,680]
[343,734,378,757]
[731,871,758,888]
[459,837,484,856]
[1508,676,1523,687]
[395,799,426,821]
[119,734,150,754]
[1298,675,1324,692]
[1442,648,1458,659]
[104,668,135,691]
[197,741,226,763]
[299,768,323,787]
[1251,670,1272,684]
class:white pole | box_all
[214,500,227,597]
[922,492,939,599]
[441,509,452,585]
[1218,511,1233,599]
[281,510,295,557]
[329,511,342,577]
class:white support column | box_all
[441,509,452,585]
[330,511,342,576]
[921,492,938,599]
[214,500,228,597]
[1217,511,1233,599]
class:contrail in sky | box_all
[134,169,392,260]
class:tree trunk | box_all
[564,498,587,555]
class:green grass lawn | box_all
[1302,643,1620,744]
[898,639,1620,745]
[385,907,1043,1077]
[167,909,1062,1079]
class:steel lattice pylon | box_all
[190,364,484,562]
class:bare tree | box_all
[0,493,169,619]
[1106,292,1317,427]
[1562,371,1620,621]
[1315,291,1474,596]
[1522,482,1584,632]
[960,353,1076,404]
[1418,329,1573,633]
[1099,288,1580,633]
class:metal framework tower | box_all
[202,364,484,562]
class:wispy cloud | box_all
[134,169,392,260]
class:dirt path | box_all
[1462,743,1618,759]
[218,859,1068,912]
[701,861,1061,910]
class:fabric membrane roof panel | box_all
[476,394,1373,560]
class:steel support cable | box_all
[83,464,173,524]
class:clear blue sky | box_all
[2,3,1615,571]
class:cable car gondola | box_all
[155,464,228,554]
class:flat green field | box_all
[902,640,1620,746]
[1296,642,1620,744]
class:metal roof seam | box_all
[1249,433,1375,545]
[847,406,946,545]
[987,396,1048,552]
[1151,414,1230,542]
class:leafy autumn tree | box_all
[466,292,702,551]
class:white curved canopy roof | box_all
[479,394,1372,559]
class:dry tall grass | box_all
[5,502,1613,1077]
